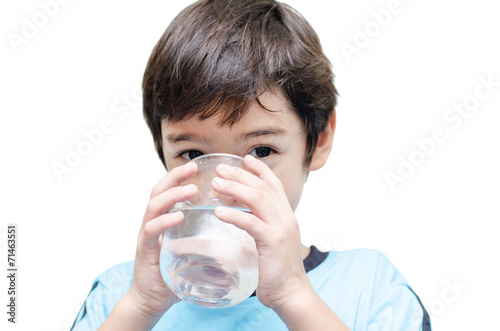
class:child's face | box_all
[160,90,326,211]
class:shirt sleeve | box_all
[70,280,115,331]
[366,252,431,331]
[70,262,133,331]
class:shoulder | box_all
[337,249,409,293]
[311,249,430,330]
[312,248,411,298]
[96,260,135,280]
[330,247,391,262]
[71,261,134,330]
[320,248,400,276]
[90,260,134,301]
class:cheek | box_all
[276,168,307,212]
[287,182,305,212]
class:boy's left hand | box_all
[212,154,311,311]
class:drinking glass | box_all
[159,153,259,308]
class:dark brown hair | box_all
[143,0,338,168]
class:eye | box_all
[179,150,204,160]
[249,146,275,158]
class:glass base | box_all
[171,255,240,308]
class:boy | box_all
[72,0,430,330]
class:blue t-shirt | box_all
[71,248,430,330]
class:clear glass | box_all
[159,154,258,308]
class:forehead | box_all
[161,90,304,139]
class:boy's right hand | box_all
[128,162,198,323]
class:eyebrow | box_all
[166,133,210,143]
[237,128,288,141]
[166,127,287,144]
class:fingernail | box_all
[212,177,225,186]
[218,164,230,175]
[216,206,229,215]
[171,210,183,218]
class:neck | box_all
[301,244,311,260]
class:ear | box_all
[309,111,336,171]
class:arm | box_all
[213,155,350,330]
[98,162,198,331]
[274,284,350,331]
[98,290,169,331]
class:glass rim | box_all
[190,153,245,163]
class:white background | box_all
[1,0,499,330]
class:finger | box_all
[243,155,287,201]
[215,162,259,188]
[143,184,197,225]
[150,162,198,199]
[215,157,286,205]
[142,211,184,250]
[211,176,260,206]
[211,177,279,223]
[214,206,270,242]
